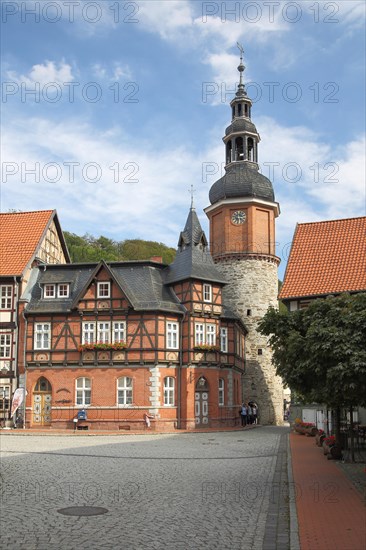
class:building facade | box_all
[0,210,69,423]
[21,207,246,430]
[205,52,284,425]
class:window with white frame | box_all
[163,376,175,406]
[195,323,204,346]
[195,323,217,346]
[97,282,110,298]
[0,286,12,309]
[0,334,11,358]
[34,323,51,350]
[57,284,69,298]
[167,322,179,349]
[203,283,212,302]
[82,322,95,344]
[97,322,110,343]
[206,324,216,346]
[76,377,91,406]
[220,327,228,353]
[44,284,56,298]
[117,377,133,406]
[0,385,11,411]
[113,321,126,343]
[218,378,225,406]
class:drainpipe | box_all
[177,307,187,430]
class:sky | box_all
[1,0,365,278]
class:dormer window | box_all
[57,284,69,298]
[44,284,56,298]
[203,283,212,303]
[97,281,110,298]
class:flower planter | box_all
[327,444,342,460]
[304,426,318,437]
[315,432,326,447]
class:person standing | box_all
[241,403,247,426]
[252,404,258,424]
[247,403,253,424]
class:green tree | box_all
[258,293,366,455]
[64,232,176,264]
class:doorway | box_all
[194,377,209,426]
[33,377,52,426]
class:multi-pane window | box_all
[57,284,69,298]
[0,334,11,358]
[34,323,51,350]
[82,322,95,344]
[220,327,228,353]
[97,282,110,298]
[195,323,217,346]
[0,286,12,309]
[117,377,133,406]
[167,322,179,349]
[163,377,175,406]
[0,386,10,411]
[218,378,225,406]
[44,284,56,298]
[97,322,110,343]
[195,323,205,346]
[206,324,216,346]
[76,377,91,406]
[113,322,126,343]
[203,283,212,302]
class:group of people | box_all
[240,402,258,426]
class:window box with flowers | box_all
[193,344,220,362]
[78,342,127,352]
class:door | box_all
[33,377,52,426]
[194,377,209,426]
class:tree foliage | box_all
[64,232,176,264]
[258,293,366,408]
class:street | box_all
[0,427,292,550]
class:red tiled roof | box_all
[0,210,55,276]
[279,217,366,299]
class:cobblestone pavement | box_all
[0,427,293,550]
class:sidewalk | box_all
[290,432,366,550]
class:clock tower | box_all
[205,50,284,425]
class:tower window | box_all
[235,137,244,161]
[226,140,232,164]
[247,309,252,316]
[232,106,235,119]
[258,348,263,356]
[247,138,254,162]
[238,103,242,116]
[245,104,248,116]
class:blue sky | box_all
[1,0,365,278]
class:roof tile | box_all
[279,217,366,299]
[0,210,54,276]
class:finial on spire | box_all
[189,184,196,208]
[236,42,246,95]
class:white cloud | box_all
[92,62,132,81]
[7,60,74,87]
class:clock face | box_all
[231,210,246,225]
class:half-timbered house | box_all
[0,210,69,424]
[22,206,246,430]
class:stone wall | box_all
[216,256,284,425]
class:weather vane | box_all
[189,184,196,207]
[237,42,244,59]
